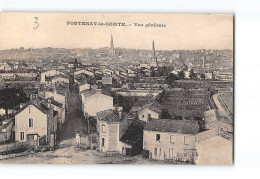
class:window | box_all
[142,115,144,118]
[184,136,188,145]
[154,148,157,156]
[159,148,162,156]
[29,118,33,128]
[169,148,174,158]
[148,114,151,121]
[102,124,106,133]
[29,106,33,114]
[102,138,105,147]
[20,132,24,140]
[183,152,188,158]
[156,134,160,142]
[170,135,175,143]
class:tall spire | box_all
[150,40,158,67]
[110,34,114,50]
[152,40,156,59]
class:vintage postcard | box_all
[0,13,233,164]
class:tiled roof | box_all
[16,101,49,115]
[0,120,13,131]
[44,98,63,108]
[144,119,200,134]
[15,99,58,117]
[82,89,103,98]
[52,74,69,80]
[96,109,122,122]
[140,102,162,114]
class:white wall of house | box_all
[83,94,113,117]
[143,130,196,161]
[138,109,160,122]
[0,121,13,142]
[205,72,213,79]
[0,63,13,71]
[98,120,119,153]
[195,136,233,165]
[45,91,66,109]
[74,69,94,77]
[79,83,90,92]
[97,119,131,154]
[52,77,69,84]
[15,105,47,142]
[41,70,63,83]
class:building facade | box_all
[96,109,131,154]
[15,102,58,145]
[81,90,113,117]
[143,119,199,162]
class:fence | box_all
[0,142,28,155]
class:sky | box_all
[0,13,233,50]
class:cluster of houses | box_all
[75,79,233,164]
[0,44,233,164]
[0,67,70,148]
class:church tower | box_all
[150,40,158,67]
[110,34,116,56]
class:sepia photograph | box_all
[0,12,233,165]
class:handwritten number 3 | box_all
[33,17,39,29]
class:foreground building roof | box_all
[144,119,200,134]
[97,109,122,123]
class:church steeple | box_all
[152,40,156,59]
[110,34,114,50]
[150,40,158,67]
[110,34,116,56]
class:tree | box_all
[162,108,172,119]
[178,70,185,79]
[200,73,206,80]
[0,88,29,117]
[189,68,197,80]
[158,66,168,76]
[138,68,145,76]
[150,66,156,77]
[165,73,178,87]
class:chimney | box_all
[118,106,123,120]
[30,94,34,101]
[47,104,54,135]
[54,85,57,94]
[47,98,52,108]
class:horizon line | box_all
[0,46,233,51]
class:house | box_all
[96,108,132,154]
[81,90,113,117]
[74,69,94,77]
[44,87,68,111]
[205,72,213,79]
[15,100,58,145]
[195,129,233,165]
[143,119,200,162]
[0,62,14,71]
[102,76,113,85]
[43,97,65,129]
[40,70,64,84]
[51,75,69,85]
[138,102,162,122]
[79,83,91,93]
[0,119,14,143]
